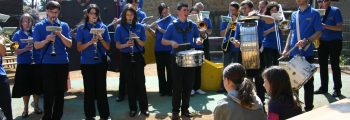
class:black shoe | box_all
[22,111,29,118]
[129,111,137,117]
[85,117,95,120]
[116,96,124,102]
[171,112,179,120]
[332,91,341,97]
[141,110,149,117]
[181,111,193,118]
[34,108,43,114]
[314,89,327,94]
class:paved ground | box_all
[4,64,350,120]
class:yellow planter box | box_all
[201,59,223,91]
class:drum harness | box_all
[173,21,193,53]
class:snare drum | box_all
[175,50,204,67]
[282,55,317,90]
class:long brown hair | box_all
[83,4,102,29]
[262,66,301,108]
[223,63,256,108]
[121,4,138,27]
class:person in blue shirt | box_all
[314,0,343,98]
[11,13,42,118]
[0,33,13,120]
[162,3,203,119]
[113,0,148,103]
[151,3,174,97]
[234,0,274,106]
[33,1,72,119]
[114,4,149,117]
[261,2,284,68]
[76,4,111,120]
[282,0,322,112]
[217,1,241,93]
[194,2,213,60]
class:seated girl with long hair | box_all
[262,66,302,120]
[214,63,266,120]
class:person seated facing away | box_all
[262,66,302,120]
[214,63,266,120]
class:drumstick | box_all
[178,43,190,46]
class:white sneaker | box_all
[191,90,195,95]
[196,89,206,95]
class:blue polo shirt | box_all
[0,57,6,75]
[263,22,284,50]
[76,22,110,64]
[163,19,200,54]
[155,16,175,52]
[289,5,323,57]
[234,20,264,45]
[33,18,71,64]
[137,9,147,23]
[320,6,343,41]
[220,21,240,52]
[12,30,41,64]
[114,23,146,53]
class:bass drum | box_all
[144,28,156,64]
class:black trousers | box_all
[193,48,204,91]
[41,64,69,120]
[302,56,315,111]
[246,52,265,104]
[155,51,173,94]
[318,40,342,92]
[81,63,110,119]
[262,47,280,68]
[171,55,195,113]
[0,75,12,120]
[246,69,265,104]
[203,37,211,60]
[118,69,126,98]
[120,53,148,111]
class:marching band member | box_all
[33,1,72,119]
[314,0,343,97]
[76,4,111,120]
[234,0,274,105]
[11,13,42,118]
[217,1,241,93]
[116,0,147,102]
[153,2,175,97]
[114,4,149,117]
[261,1,283,68]
[0,32,13,120]
[162,3,203,119]
[194,2,213,60]
[189,7,207,96]
[282,0,322,111]
[214,63,265,120]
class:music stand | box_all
[0,13,10,23]
[0,27,17,35]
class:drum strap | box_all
[296,11,310,52]
[274,22,282,54]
